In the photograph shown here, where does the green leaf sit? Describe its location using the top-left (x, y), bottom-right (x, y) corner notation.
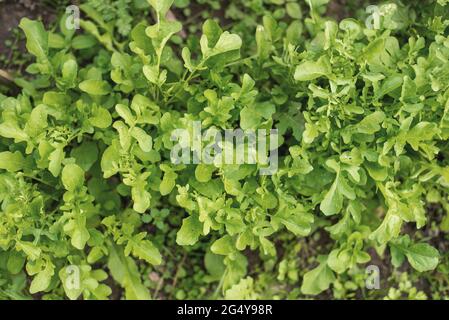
top-left (90, 107), bottom-right (112, 128)
top-left (107, 242), bottom-right (150, 300)
top-left (160, 170), bottom-right (176, 196)
top-left (307, 0), bottom-right (330, 9)
top-left (176, 215), bottom-right (203, 246)
top-left (0, 121), bottom-right (29, 142)
top-left (130, 127), bottom-right (153, 152)
top-left (116, 104), bottom-right (135, 126)
top-left (182, 47), bottom-right (195, 72)
top-left (48, 146), bottom-right (65, 177)
top-left (64, 215), bottom-right (90, 250)
top-left (211, 32), bottom-right (242, 55)
top-left (71, 141), bottom-right (98, 171)
top-left (405, 243), bottom-right (440, 272)
top-left (286, 2), bottom-right (302, 19)
top-left (370, 213), bottom-right (402, 245)
top-left (201, 30), bottom-right (242, 58)
top-left (19, 18), bottom-right (48, 60)
top-left (202, 19), bottom-right (222, 47)
top-left (15, 242), bottom-right (41, 260)
top-left (320, 177), bottom-right (343, 215)
top-left (365, 162), bottom-right (388, 181)
top-left (278, 213), bottom-right (313, 236)
top-left (195, 164), bottom-right (214, 183)
top-left (204, 251), bottom-right (226, 280)
top-left (101, 143), bottom-right (120, 178)
top-left (79, 80), bottom-right (111, 96)
top-left (25, 105), bottom-right (48, 136)
top-left (300, 257), bottom-right (335, 295)
top-left (147, 0), bottom-right (174, 15)
top-left (61, 164), bottom-right (85, 191)
top-left (62, 59), bottom-right (78, 86)
top-left (211, 235), bottom-right (235, 256)
top-left (294, 56), bottom-right (331, 81)
top-left (7, 251), bottom-right (25, 274)
top-left (0, 151), bottom-right (26, 172)
top-left (327, 248), bottom-right (351, 274)
top-left (132, 185), bottom-right (151, 213)
top-left (357, 111), bottom-right (385, 134)
top-left (72, 35), bottom-right (97, 49)
top-left (29, 261), bottom-right (55, 294)
top-left (127, 233), bottom-right (162, 265)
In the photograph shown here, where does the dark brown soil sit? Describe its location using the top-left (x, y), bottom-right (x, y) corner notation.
top-left (326, 0), bottom-right (352, 21)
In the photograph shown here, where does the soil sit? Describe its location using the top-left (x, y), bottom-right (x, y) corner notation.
top-left (326, 0), bottom-right (351, 21)
top-left (0, 0), bottom-right (57, 69)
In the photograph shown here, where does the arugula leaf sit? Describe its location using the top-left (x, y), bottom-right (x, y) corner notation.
top-left (19, 18), bottom-right (48, 61)
top-left (300, 256), bottom-right (335, 295)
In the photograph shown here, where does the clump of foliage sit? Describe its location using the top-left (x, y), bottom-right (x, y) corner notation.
top-left (86, 0), bottom-right (150, 37)
top-left (0, 0), bottom-right (449, 300)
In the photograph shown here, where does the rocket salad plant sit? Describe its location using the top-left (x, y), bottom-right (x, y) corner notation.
top-left (0, 0), bottom-right (449, 300)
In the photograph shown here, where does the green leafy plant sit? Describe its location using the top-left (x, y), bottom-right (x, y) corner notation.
top-left (0, 0), bottom-right (448, 300)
